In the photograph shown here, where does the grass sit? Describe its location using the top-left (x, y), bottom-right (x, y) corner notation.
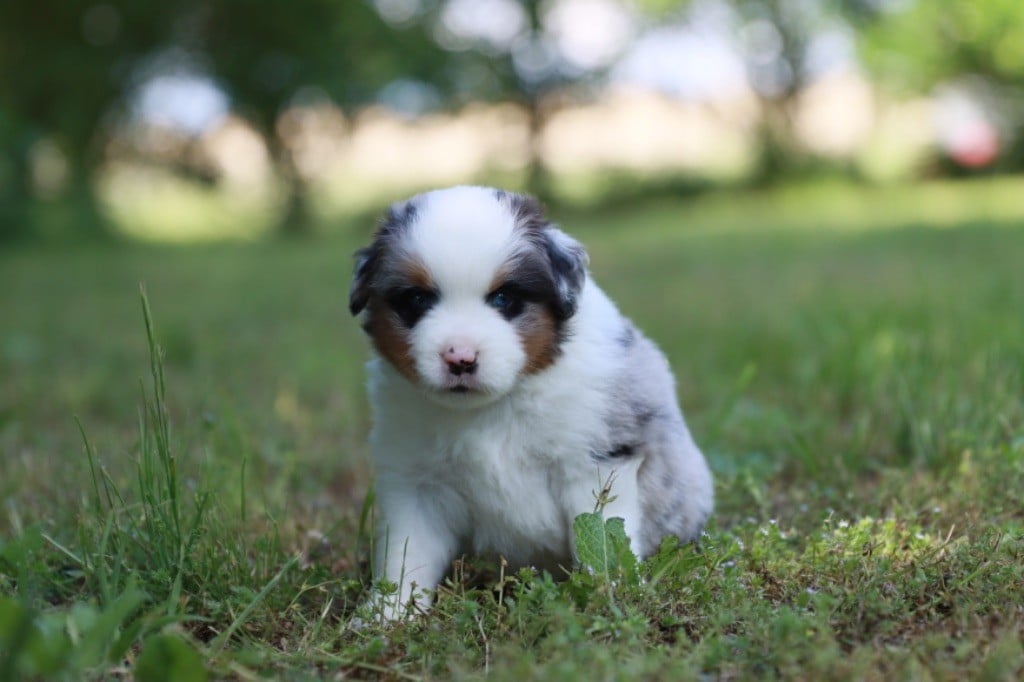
top-left (1, 177), bottom-right (1023, 679)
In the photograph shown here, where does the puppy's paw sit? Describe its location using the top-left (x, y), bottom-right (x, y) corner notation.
top-left (349, 587), bottom-right (429, 629)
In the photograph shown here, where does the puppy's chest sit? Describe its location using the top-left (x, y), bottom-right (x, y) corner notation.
top-left (433, 418), bottom-right (596, 557)
top-left (441, 422), bottom-right (572, 501)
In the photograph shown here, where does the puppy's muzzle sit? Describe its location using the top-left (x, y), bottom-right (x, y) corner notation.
top-left (443, 345), bottom-right (479, 376)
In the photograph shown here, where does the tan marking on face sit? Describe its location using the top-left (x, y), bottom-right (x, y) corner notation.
top-left (488, 263), bottom-right (513, 294)
top-left (516, 302), bottom-right (561, 374)
top-left (373, 250), bottom-right (435, 293)
top-left (361, 253), bottom-right (437, 385)
top-left (365, 300), bottom-right (419, 383)
top-left (403, 257), bottom-right (435, 291)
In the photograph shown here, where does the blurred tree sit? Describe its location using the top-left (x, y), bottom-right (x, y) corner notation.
top-left (846, 0), bottom-right (1024, 170)
top-left (0, 1), bottom-right (183, 240)
top-left (476, 0), bottom-right (565, 200)
top-left (182, 0), bottom-right (449, 235)
top-left (416, 0), bottom-right (635, 200)
top-left (847, 0), bottom-right (1024, 92)
top-left (636, 0), bottom-right (849, 182)
top-left (517, 0), bottom-right (556, 199)
top-left (730, 0), bottom-right (842, 181)
top-left (0, 0), bottom-right (448, 240)
top-left (0, 110), bottom-right (35, 241)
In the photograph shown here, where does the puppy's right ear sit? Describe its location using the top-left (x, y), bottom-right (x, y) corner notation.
top-left (350, 197), bottom-right (420, 316)
top-left (349, 245), bottom-right (376, 316)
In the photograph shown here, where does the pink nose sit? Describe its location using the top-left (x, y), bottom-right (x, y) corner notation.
top-left (442, 345), bottom-right (479, 376)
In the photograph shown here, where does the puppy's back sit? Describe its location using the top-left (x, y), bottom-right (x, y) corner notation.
top-left (605, 323), bottom-right (714, 554)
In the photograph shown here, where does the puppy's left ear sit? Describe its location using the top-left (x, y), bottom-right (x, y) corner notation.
top-left (544, 227), bottom-right (589, 320)
top-left (348, 246), bottom-right (376, 316)
top-left (499, 189), bottom-right (588, 319)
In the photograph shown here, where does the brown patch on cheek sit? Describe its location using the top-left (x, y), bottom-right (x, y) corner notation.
top-left (516, 302), bottom-right (561, 374)
top-left (364, 299), bottom-right (419, 384)
top-left (360, 253), bottom-right (436, 385)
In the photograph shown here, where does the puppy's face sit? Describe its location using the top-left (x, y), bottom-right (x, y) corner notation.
top-left (349, 186), bottom-right (587, 407)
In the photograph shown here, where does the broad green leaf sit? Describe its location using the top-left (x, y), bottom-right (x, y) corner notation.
top-left (69, 588), bottom-right (147, 670)
top-left (574, 512), bottom-right (614, 578)
top-left (604, 517), bottom-right (640, 586)
top-left (573, 513), bottom-right (639, 585)
top-left (0, 598), bottom-right (71, 676)
top-left (0, 597), bottom-right (33, 679)
top-left (136, 633), bottom-right (208, 682)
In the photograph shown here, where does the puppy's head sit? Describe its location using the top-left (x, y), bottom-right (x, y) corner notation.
top-left (349, 186), bottom-right (587, 407)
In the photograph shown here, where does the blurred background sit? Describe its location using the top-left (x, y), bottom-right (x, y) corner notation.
top-left (2, 0), bottom-right (1023, 242)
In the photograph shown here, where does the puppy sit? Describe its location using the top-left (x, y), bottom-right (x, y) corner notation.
top-left (349, 186), bottom-right (712, 620)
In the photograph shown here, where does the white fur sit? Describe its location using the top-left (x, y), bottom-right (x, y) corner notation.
top-left (352, 186), bottom-right (713, 622)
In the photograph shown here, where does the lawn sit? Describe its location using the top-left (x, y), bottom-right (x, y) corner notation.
top-left (1, 178), bottom-right (1023, 679)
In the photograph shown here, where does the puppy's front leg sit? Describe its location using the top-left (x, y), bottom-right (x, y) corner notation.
top-left (363, 483), bottom-right (458, 623)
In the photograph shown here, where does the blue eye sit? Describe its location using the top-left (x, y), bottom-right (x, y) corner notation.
top-left (487, 287), bottom-right (524, 319)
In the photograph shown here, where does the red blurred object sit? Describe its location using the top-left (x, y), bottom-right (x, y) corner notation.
top-left (948, 120), bottom-right (1000, 168)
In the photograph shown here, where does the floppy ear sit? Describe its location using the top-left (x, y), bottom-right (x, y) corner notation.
top-left (543, 227), bottom-right (589, 320)
top-left (499, 190), bottom-right (589, 320)
top-left (349, 197), bottom-right (421, 316)
top-left (348, 245), bottom-right (376, 316)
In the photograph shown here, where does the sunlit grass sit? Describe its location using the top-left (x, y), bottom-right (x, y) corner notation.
top-left (1, 179), bottom-right (1023, 677)
top-left (96, 158), bottom-right (1024, 244)
top-left (100, 164), bottom-right (281, 242)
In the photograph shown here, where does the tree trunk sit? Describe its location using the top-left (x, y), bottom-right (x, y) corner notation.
top-left (0, 143), bottom-right (33, 241)
top-left (752, 94), bottom-right (803, 185)
top-left (521, 0), bottom-right (553, 203)
top-left (524, 94), bottom-right (552, 202)
top-left (269, 133), bottom-right (313, 238)
top-left (279, 172), bottom-right (312, 237)
top-left (64, 149), bottom-right (111, 240)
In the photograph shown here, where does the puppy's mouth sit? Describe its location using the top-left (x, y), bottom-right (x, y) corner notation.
top-left (439, 376), bottom-right (488, 395)
top-left (445, 382), bottom-right (487, 395)
top-left (422, 374), bottom-right (505, 407)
